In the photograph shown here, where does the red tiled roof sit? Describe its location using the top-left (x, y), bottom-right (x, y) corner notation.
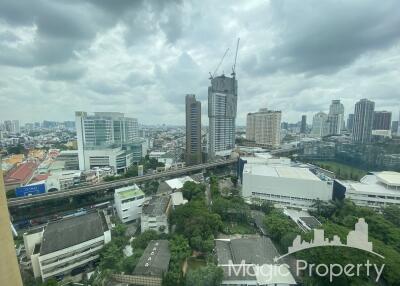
top-left (4, 162), bottom-right (37, 185)
top-left (31, 174), bottom-right (49, 183)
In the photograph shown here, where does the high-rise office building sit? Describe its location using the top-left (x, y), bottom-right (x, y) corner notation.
top-left (246, 108), bottom-right (281, 147)
top-left (185, 94), bottom-right (202, 165)
top-left (391, 121), bottom-right (399, 135)
top-left (311, 112), bottom-right (328, 138)
top-left (300, 115), bottom-right (307, 134)
top-left (3, 120), bottom-right (19, 133)
top-left (373, 111), bottom-right (392, 130)
top-left (208, 75), bottom-right (237, 158)
top-left (347, 114), bottom-right (355, 132)
top-left (75, 112), bottom-right (139, 171)
top-left (352, 99), bottom-right (375, 143)
top-left (327, 100), bottom-right (344, 135)
top-left (0, 160), bottom-right (23, 286)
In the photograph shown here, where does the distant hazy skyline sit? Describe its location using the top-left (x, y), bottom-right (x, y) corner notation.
top-left (0, 0), bottom-right (400, 125)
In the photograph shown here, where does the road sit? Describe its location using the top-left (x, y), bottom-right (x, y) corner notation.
top-left (8, 159), bottom-right (237, 207)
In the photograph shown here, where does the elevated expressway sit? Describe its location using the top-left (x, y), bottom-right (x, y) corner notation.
top-left (8, 159), bottom-right (237, 207)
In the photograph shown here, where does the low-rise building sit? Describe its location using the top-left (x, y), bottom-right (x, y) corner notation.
top-left (112, 240), bottom-right (170, 286)
top-left (114, 185), bottom-right (146, 223)
top-left (170, 192), bottom-right (188, 208)
top-left (215, 236), bottom-right (296, 285)
top-left (4, 161), bottom-right (37, 191)
top-left (334, 171), bottom-right (400, 209)
top-left (242, 164), bottom-right (333, 208)
top-left (46, 171), bottom-right (82, 191)
top-left (23, 212), bottom-right (111, 281)
top-left (55, 150), bottom-right (79, 170)
top-left (141, 196), bottom-right (171, 234)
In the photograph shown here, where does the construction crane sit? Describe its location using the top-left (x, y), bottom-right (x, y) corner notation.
top-left (231, 37), bottom-right (240, 78)
top-left (209, 48), bottom-right (230, 79)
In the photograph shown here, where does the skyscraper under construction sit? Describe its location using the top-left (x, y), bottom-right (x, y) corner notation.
top-left (208, 74), bottom-right (238, 158)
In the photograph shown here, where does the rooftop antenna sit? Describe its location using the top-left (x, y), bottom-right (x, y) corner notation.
top-left (231, 38), bottom-right (240, 78)
top-left (209, 48), bottom-right (230, 79)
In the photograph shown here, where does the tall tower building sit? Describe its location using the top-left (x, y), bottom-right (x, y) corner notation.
top-left (311, 112), bottom-right (328, 138)
top-left (0, 159), bottom-right (23, 286)
top-left (185, 94), bottom-right (202, 165)
top-left (373, 111), bottom-right (392, 130)
top-left (300, 115), bottom-right (307, 134)
top-left (347, 114), bottom-right (355, 132)
top-left (208, 75), bottom-right (237, 158)
top-left (246, 108), bottom-right (281, 147)
top-left (327, 100), bottom-right (344, 135)
top-left (352, 99), bottom-right (375, 143)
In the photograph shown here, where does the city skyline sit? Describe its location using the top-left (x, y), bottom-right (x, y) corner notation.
top-left (0, 1), bottom-right (400, 125)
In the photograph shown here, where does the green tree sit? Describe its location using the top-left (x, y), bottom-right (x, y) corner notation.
top-left (182, 181), bottom-right (205, 201)
top-left (383, 205), bottom-right (400, 227)
top-left (131, 230), bottom-right (159, 249)
top-left (185, 264), bottom-right (223, 286)
top-left (99, 242), bottom-right (123, 271)
top-left (171, 200), bottom-right (222, 253)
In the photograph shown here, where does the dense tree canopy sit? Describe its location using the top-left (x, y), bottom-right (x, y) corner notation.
top-left (171, 200), bottom-right (222, 253)
top-left (264, 200), bottom-right (400, 285)
top-left (185, 264), bottom-right (223, 286)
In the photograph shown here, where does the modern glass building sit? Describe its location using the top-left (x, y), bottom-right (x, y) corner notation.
top-left (75, 112), bottom-right (139, 171)
top-left (208, 75), bottom-right (237, 158)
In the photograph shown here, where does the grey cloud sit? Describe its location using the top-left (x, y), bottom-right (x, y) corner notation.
top-left (86, 80), bottom-right (129, 95)
top-left (35, 61), bottom-right (87, 81)
top-left (0, 0), bottom-right (400, 124)
top-left (246, 0), bottom-right (400, 75)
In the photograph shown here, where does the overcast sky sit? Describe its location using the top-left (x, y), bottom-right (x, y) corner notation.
top-left (0, 0), bottom-right (399, 126)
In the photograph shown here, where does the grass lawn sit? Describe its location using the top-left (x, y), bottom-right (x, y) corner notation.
top-left (313, 160), bottom-right (367, 181)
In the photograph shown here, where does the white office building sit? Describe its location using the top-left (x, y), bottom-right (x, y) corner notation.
top-left (24, 212), bottom-right (111, 281)
top-left (242, 164), bottom-right (333, 208)
top-left (208, 75), bottom-right (237, 158)
top-left (114, 185), bottom-right (145, 223)
top-left (246, 108), bottom-right (281, 147)
top-left (335, 171), bottom-right (400, 209)
top-left (327, 100), bottom-right (345, 135)
top-left (75, 112), bottom-right (139, 171)
top-left (311, 112), bottom-right (328, 138)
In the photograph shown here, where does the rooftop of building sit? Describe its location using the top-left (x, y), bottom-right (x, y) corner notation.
top-left (4, 161), bottom-right (37, 184)
top-left (142, 196), bottom-right (170, 216)
top-left (339, 171), bottom-right (400, 196)
top-left (49, 160), bottom-right (66, 171)
top-left (132, 240), bottom-right (170, 277)
top-left (241, 155), bottom-right (291, 166)
top-left (115, 185), bottom-right (144, 200)
top-left (4, 154), bottom-right (25, 165)
top-left (215, 236), bottom-right (296, 284)
top-left (40, 212), bottom-right (107, 256)
top-left (58, 150), bottom-right (79, 155)
top-left (170, 192), bottom-right (188, 206)
top-left (165, 176), bottom-right (196, 190)
top-left (243, 164), bottom-right (321, 181)
top-left (375, 171), bottom-right (400, 187)
top-left (216, 236), bottom-right (279, 265)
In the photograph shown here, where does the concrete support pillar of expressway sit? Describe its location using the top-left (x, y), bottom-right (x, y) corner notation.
top-left (0, 163), bottom-right (23, 286)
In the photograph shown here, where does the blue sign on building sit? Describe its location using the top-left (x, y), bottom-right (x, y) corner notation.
top-left (15, 183), bottom-right (46, 197)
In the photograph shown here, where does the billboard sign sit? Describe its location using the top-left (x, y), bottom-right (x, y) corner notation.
top-left (15, 183), bottom-right (46, 197)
